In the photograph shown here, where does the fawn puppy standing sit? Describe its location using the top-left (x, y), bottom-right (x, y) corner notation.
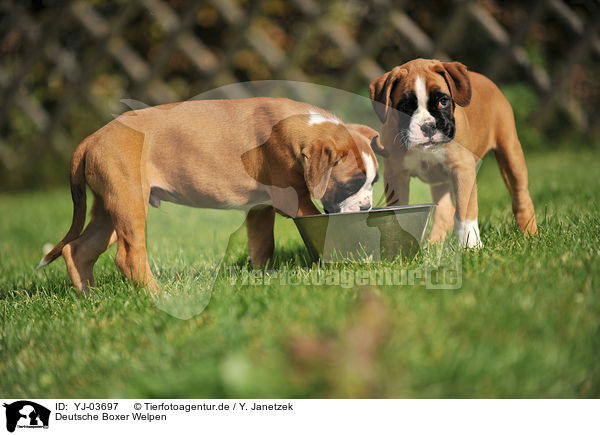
top-left (369, 58), bottom-right (537, 248)
top-left (38, 98), bottom-right (380, 295)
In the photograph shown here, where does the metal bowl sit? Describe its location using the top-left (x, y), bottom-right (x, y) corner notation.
top-left (294, 204), bottom-right (436, 263)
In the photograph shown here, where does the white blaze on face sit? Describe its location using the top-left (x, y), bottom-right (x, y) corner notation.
top-left (407, 75), bottom-right (436, 146)
top-left (338, 151), bottom-right (377, 213)
top-left (307, 110), bottom-right (340, 125)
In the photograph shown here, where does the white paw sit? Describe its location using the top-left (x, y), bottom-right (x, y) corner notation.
top-left (454, 218), bottom-right (483, 249)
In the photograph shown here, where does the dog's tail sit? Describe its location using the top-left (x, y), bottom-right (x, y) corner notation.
top-left (36, 141), bottom-right (89, 269)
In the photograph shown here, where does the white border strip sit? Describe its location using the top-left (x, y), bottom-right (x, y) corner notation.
top-left (0, 399), bottom-right (597, 435)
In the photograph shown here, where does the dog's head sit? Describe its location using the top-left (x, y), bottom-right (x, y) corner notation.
top-left (369, 58), bottom-right (471, 151)
top-left (302, 121), bottom-right (379, 214)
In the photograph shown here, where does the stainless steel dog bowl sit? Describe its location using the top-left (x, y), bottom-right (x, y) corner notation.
top-left (294, 204), bottom-right (436, 263)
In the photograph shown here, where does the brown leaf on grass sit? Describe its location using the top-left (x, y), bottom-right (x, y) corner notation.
top-left (287, 288), bottom-right (390, 397)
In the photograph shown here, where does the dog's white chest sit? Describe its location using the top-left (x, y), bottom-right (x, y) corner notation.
top-left (403, 147), bottom-right (449, 184)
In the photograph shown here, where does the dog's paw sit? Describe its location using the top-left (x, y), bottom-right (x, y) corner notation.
top-left (454, 218), bottom-right (483, 250)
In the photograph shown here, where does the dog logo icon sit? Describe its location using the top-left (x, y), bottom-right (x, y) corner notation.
top-left (3, 401), bottom-right (50, 432)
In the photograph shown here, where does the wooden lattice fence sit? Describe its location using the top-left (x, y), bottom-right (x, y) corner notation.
top-left (0, 0), bottom-right (598, 189)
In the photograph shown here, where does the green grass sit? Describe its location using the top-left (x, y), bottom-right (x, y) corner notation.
top-left (1, 149), bottom-right (599, 398)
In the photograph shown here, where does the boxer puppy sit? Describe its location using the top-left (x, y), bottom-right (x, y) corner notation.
top-left (37, 98), bottom-right (380, 295)
top-left (369, 58), bottom-right (537, 248)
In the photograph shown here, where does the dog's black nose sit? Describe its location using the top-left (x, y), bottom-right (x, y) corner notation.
top-left (420, 122), bottom-right (436, 138)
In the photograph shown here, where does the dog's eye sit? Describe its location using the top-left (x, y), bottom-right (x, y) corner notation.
top-left (397, 99), bottom-right (416, 114)
top-left (437, 97), bottom-right (450, 109)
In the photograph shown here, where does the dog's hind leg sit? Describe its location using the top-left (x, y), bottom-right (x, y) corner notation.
top-left (108, 186), bottom-right (157, 293)
top-left (495, 133), bottom-right (537, 235)
top-left (62, 195), bottom-right (117, 296)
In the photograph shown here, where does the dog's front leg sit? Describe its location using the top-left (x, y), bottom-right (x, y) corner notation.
top-left (384, 163), bottom-right (410, 206)
top-left (246, 205), bottom-right (275, 267)
top-left (295, 193), bottom-right (321, 217)
top-left (428, 182), bottom-right (455, 243)
top-left (451, 165), bottom-right (483, 249)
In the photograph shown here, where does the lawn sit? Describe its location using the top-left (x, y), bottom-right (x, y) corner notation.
top-left (0, 149), bottom-right (599, 398)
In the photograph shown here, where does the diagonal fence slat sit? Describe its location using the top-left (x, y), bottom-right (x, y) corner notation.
top-left (137, 0), bottom-right (219, 78)
top-left (71, 1), bottom-right (178, 104)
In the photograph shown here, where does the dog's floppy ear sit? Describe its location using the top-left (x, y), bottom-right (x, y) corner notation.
top-left (302, 139), bottom-right (346, 200)
top-left (346, 123), bottom-right (377, 140)
top-left (436, 61), bottom-right (471, 107)
top-left (369, 67), bottom-right (406, 123)
top-left (346, 124), bottom-right (389, 157)
top-left (370, 134), bottom-right (388, 157)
